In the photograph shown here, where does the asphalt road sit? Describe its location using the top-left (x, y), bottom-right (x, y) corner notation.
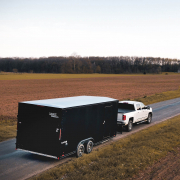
top-left (0, 98), bottom-right (180, 180)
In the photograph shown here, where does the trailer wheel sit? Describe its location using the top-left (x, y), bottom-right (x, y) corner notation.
top-left (147, 114), bottom-right (152, 124)
top-left (126, 120), bottom-right (133, 132)
top-left (76, 144), bottom-right (84, 158)
top-left (85, 140), bottom-right (93, 154)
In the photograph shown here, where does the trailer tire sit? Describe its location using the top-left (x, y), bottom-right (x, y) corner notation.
top-left (85, 140), bottom-right (93, 154)
top-left (147, 114), bottom-right (152, 124)
top-left (126, 120), bottom-right (133, 132)
top-left (76, 144), bottom-right (84, 158)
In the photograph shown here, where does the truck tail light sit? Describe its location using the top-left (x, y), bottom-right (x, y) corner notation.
top-left (123, 115), bottom-right (126, 120)
top-left (59, 129), bottom-right (61, 140)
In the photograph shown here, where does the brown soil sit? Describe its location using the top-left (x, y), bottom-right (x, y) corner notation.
top-left (1, 75), bottom-right (180, 119)
top-left (130, 147), bottom-right (180, 180)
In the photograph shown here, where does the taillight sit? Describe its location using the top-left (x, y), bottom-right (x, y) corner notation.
top-left (123, 115), bottom-right (126, 120)
top-left (59, 128), bottom-right (61, 140)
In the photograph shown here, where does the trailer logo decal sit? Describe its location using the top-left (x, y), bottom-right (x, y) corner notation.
top-left (49, 112), bottom-right (59, 118)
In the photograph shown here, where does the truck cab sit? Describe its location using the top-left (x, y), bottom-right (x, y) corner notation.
top-left (117, 101), bottom-right (152, 131)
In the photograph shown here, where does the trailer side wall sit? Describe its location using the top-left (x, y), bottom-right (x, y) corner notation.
top-left (60, 101), bottom-right (118, 155)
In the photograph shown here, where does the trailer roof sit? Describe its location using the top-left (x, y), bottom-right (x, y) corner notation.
top-left (21, 96), bottom-right (118, 108)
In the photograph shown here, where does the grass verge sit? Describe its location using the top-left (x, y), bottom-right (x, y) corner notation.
top-left (134, 88), bottom-right (180, 105)
top-left (31, 115), bottom-right (180, 180)
top-left (0, 116), bottom-right (17, 142)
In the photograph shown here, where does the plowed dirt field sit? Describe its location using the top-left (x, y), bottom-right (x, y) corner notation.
top-left (1, 74), bottom-right (180, 119)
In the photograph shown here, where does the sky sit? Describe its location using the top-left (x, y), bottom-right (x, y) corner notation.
top-left (0, 0), bottom-right (180, 59)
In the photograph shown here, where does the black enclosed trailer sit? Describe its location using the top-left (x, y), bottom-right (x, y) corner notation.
top-left (16, 96), bottom-right (118, 159)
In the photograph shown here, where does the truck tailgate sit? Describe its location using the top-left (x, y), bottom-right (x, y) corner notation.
top-left (117, 113), bottom-right (123, 121)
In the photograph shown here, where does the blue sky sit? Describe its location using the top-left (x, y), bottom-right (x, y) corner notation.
top-left (0, 0), bottom-right (180, 58)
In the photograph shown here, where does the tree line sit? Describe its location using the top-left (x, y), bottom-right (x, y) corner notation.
top-left (0, 56), bottom-right (179, 74)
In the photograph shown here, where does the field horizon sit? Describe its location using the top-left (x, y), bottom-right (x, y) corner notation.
top-left (0, 72), bottom-right (179, 80)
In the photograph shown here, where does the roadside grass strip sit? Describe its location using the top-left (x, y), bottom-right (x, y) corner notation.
top-left (134, 88), bottom-right (180, 105)
top-left (32, 115), bottom-right (180, 180)
top-left (0, 116), bottom-right (16, 142)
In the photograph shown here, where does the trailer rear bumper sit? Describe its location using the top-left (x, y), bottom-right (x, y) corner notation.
top-left (17, 148), bottom-right (58, 159)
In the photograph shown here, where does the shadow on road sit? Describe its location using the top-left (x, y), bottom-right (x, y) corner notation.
top-left (116, 121), bottom-right (148, 134)
top-left (20, 151), bottom-right (75, 162)
top-left (21, 153), bottom-right (57, 162)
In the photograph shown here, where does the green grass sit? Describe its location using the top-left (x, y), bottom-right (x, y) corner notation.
top-left (0, 72), bottom-right (179, 80)
top-left (31, 115), bottom-right (180, 180)
top-left (134, 88), bottom-right (180, 105)
top-left (0, 73), bottom-right (141, 80)
top-left (0, 116), bottom-right (17, 142)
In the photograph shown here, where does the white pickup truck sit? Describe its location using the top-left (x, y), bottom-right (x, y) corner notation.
top-left (117, 101), bottom-right (152, 131)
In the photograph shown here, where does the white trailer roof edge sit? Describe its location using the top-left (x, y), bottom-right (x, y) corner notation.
top-left (21, 96), bottom-right (118, 109)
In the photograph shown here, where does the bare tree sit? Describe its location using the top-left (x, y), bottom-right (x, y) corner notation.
top-left (71, 52), bottom-right (80, 72)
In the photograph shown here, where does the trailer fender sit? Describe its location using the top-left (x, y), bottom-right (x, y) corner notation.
top-left (77, 137), bottom-right (94, 147)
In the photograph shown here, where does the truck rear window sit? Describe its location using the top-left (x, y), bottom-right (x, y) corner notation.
top-left (118, 103), bottom-right (135, 110)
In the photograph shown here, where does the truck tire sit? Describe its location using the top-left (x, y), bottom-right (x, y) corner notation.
top-left (147, 114), bottom-right (152, 124)
top-left (85, 140), bottom-right (93, 154)
top-left (76, 144), bottom-right (84, 158)
top-left (127, 120), bottom-right (133, 132)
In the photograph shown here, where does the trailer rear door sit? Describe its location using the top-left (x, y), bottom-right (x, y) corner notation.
top-left (16, 103), bottom-right (61, 157)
